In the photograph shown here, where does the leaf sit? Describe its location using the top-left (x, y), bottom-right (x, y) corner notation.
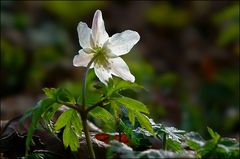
top-left (63, 125), bottom-right (79, 152)
top-left (89, 107), bottom-right (116, 132)
top-left (217, 138), bottom-right (240, 158)
top-left (43, 88), bottom-right (57, 98)
top-left (25, 98), bottom-right (55, 151)
top-left (207, 127), bottom-right (221, 142)
top-left (219, 138), bottom-right (239, 147)
top-left (114, 97), bottom-right (149, 114)
top-left (55, 109), bottom-right (82, 152)
top-left (107, 79), bottom-right (143, 96)
top-left (54, 109), bottom-right (74, 131)
top-left (72, 111), bottom-right (82, 136)
top-left (128, 109), bottom-right (135, 127)
top-left (185, 132), bottom-right (205, 150)
top-left (153, 123), bottom-right (185, 143)
top-left (43, 87), bottom-right (76, 104)
top-left (164, 127), bottom-right (185, 143)
top-left (131, 127), bottom-right (153, 147)
top-left (119, 120), bottom-right (141, 146)
top-left (166, 139), bottom-right (182, 151)
top-left (42, 103), bottom-right (61, 133)
top-left (77, 92), bottom-right (102, 105)
top-left (110, 100), bottom-right (121, 116)
top-left (135, 112), bottom-right (154, 134)
top-left (199, 140), bottom-right (217, 157)
top-left (56, 88), bottom-right (76, 104)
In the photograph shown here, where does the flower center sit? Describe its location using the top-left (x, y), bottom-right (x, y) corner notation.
top-left (93, 47), bottom-right (110, 69)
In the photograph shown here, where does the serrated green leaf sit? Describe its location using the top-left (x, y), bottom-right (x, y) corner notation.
top-left (56, 88), bottom-right (76, 104)
top-left (89, 107), bottom-right (116, 132)
top-left (107, 80), bottom-right (143, 96)
top-left (63, 125), bottom-right (79, 152)
top-left (77, 92), bottom-right (102, 105)
top-left (42, 103), bottom-right (61, 133)
top-left (128, 109), bottom-right (135, 127)
top-left (110, 100), bottom-right (121, 116)
top-left (114, 97), bottom-right (149, 114)
top-left (166, 139), bottom-right (182, 151)
top-left (135, 112), bottom-right (154, 134)
top-left (219, 138), bottom-right (239, 147)
top-left (55, 109), bottom-right (82, 152)
top-left (43, 88), bottom-right (57, 98)
top-left (43, 103), bottom-right (61, 121)
top-left (26, 98), bottom-right (55, 151)
top-left (185, 132), bottom-right (205, 150)
top-left (54, 109), bottom-right (74, 131)
top-left (207, 127), bottom-right (221, 142)
top-left (153, 123), bottom-right (185, 143)
top-left (72, 111), bottom-right (82, 136)
top-left (164, 127), bottom-right (185, 143)
top-left (199, 140), bottom-right (217, 157)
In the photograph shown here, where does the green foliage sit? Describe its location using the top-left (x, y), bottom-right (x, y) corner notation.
top-left (119, 119), bottom-right (153, 147)
top-left (185, 132), bottom-right (205, 150)
top-left (213, 4), bottom-right (239, 46)
top-left (23, 78), bottom-right (239, 158)
top-left (106, 79), bottom-right (143, 97)
top-left (63, 123), bottom-right (79, 152)
top-left (135, 112), bottom-right (154, 134)
top-left (186, 127), bottom-right (240, 159)
top-left (112, 96), bottom-right (153, 134)
top-left (25, 87), bottom-right (79, 153)
top-left (25, 98), bottom-right (56, 151)
top-left (55, 109), bottom-right (82, 151)
top-left (114, 97), bottom-right (149, 114)
top-left (43, 88), bottom-right (76, 104)
top-left (152, 122), bottom-right (185, 151)
top-left (89, 107), bottom-right (116, 132)
top-left (104, 80), bottom-right (154, 134)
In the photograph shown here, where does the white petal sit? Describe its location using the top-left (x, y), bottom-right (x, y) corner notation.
top-left (104, 30), bottom-right (140, 56)
top-left (109, 57), bottom-right (135, 82)
top-left (91, 10), bottom-right (109, 47)
top-left (94, 64), bottom-right (112, 85)
top-left (77, 22), bottom-right (92, 48)
top-left (73, 49), bottom-right (94, 68)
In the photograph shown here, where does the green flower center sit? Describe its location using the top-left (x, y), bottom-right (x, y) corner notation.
top-left (93, 47), bottom-right (110, 69)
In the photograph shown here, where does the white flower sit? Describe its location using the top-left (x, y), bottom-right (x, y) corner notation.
top-left (73, 10), bottom-right (140, 85)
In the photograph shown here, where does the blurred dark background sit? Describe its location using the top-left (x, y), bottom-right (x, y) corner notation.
top-left (1, 1), bottom-right (239, 138)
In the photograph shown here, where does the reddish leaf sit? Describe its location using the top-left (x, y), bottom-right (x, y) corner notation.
top-left (95, 133), bottom-right (129, 144)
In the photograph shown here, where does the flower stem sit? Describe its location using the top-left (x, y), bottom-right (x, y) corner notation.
top-left (82, 57), bottom-right (96, 107)
top-left (81, 113), bottom-right (96, 159)
top-left (81, 57), bottom-right (97, 159)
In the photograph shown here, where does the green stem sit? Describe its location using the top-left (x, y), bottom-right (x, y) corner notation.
top-left (81, 56), bottom-right (97, 159)
top-left (81, 114), bottom-right (96, 159)
top-left (82, 57), bottom-right (96, 107)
